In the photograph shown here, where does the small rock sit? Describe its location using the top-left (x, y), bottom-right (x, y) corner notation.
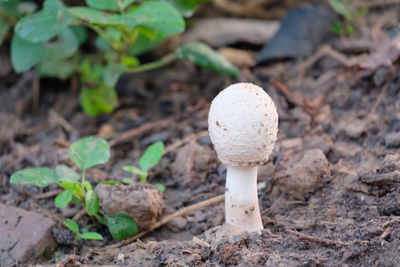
top-left (373, 67), bottom-right (392, 87)
top-left (276, 149), bottom-right (330, 196)
top-left (377, 190), bottom-right (400, 216)
top-left (198, 135), bottom-right (211, 146)
top-left (343, 119), bottom-right (366, 138)
top-left (167, 216), bottom-right (188, 232)
top-left (0, 204), bottom-right (56, 264)
top-left (201, 224), bottom-right (246, 251)
top-left (52, 228), bottom-right (76, 246)
top-left (96, 183), bottom-right (163, 231)
top-left (385, 132), bottom-right (400, 148)
top-left (383, 154), bottom-right (400, 170)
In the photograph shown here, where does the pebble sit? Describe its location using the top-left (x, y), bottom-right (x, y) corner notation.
top-left (0, 204), bottom-right (56, 264)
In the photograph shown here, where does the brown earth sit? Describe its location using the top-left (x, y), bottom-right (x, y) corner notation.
top-left (1, 0), bottom-right (400, 266)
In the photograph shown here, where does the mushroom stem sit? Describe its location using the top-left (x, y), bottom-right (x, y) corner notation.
top-left (225, 166), bottom-right (263, 233)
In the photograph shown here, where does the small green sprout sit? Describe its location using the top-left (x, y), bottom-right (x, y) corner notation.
top-left (64, 219), bottom-right (103, 241)
top-left (329, 0), bottom-right (368, 35)
top-left (10, 136), bottom-right (138, 241)
top-left (123, 141), bottom-right (165, 192)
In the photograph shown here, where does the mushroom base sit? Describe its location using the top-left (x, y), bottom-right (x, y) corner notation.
top-left (225, 166), bottom-right (263, 233)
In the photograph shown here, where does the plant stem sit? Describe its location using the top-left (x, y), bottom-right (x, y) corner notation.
top-left (125, 54), bottom-right (177, 73)
top-left (82, 170), bottom-right (86, 187)
top-left (88, 25), bottom-right (119, 50)
top-left (140, 174), bottom-right (147, 184)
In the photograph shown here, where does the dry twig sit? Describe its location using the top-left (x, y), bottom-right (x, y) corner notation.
top-left (286, 229), bottom-right (347, 247)
top-left (361, 170), bottom-right (400, 185)
top-left (287, 45), bottom-right (364, 78)
top-left (109, 119), bottom-right (171, 147)
top-left (72, 209), bottom-right (87, 221)
top-left (163, 130), bottom-right (209, 155)
top-left (32, 189), bottom-right (62, 200)
top-left (383, 217), bottom-right (400, 227)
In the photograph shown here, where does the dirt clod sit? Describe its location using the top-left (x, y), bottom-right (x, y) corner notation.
top-left (96, 183), bottom-right (163, 231)
top-left (275, 149), bottom-right (330, 197)
top-left (201, 224), bottom-right (246, 250)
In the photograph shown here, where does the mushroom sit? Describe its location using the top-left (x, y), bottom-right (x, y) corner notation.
top-left (208, 83), bottom-right (278, 233)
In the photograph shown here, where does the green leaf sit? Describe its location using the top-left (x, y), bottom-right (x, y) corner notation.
top-left (95, 213), bottom-right (105, 224)
top-left (119, 0), bottom-right (136, 10)
top-left (86, 0), bottom-right (119, 11)
top-left (95, 36), bottom-right (110, 52)
top-left (70, 25), bottom-right (87, 44)
top-left (38, 59), bottom-right (76, 79)
top-left (68, 7), bottom-right (124, 25)
top-left (331, 21), bottom-right (344, 35)
top-left (72, 195), bottom-right (83, 205)
top-left (55, 189), bottom-right (74, 208)
top-left (102, 65), bottom-right (125, 87)
top-left (55, 165), bottom-right (80, 182)
top-left (10, 168), bottom-right (58, 187)
top-left (100, 180), bottom-right (119, 186)
top-left (69, 136), bottom-right (111, 171)
top-left (123, 166), bottom-right (147, 177)
top-left (139, 141), bottom-right (164, 172)
top-left (80, 85), bottom-right (119, 116)
top-left (15, 0), bottom-right (74, 43)
top-left (128, 28), bottom-right (163, 56)
top-left (41, 27), bottom-right (79, 61)
top-left (105, 213), bottom-right (138, 240)
top-left (0, 1), bottom-right (20, 18)
top-left (85, 190), bottom-right (100, 216)
top-left (11, 34), bottom-right (44, 72)
top-left (176, 42), bottom-right (239, 77)
top-left (162, 0), bottom-right (207, 17)
top-left (64, 219), bottom-right (79, 234)
top-left (86, 0), bottom-right (135, 11)
top-left (81, 232), bottom-right (104, 240)
top-left (154, 183), bottom-right (166, 192)
top-left (80, 224), bottom-right (94, 234)
top-left (121, 56), bottom-right (139, 67)
top-left (329, 0), bottom-right (353, 21)
top-left (83, 181), bottom-right (92, 192)
top-left (121, 178), bottom-right (134, 184)
top-left (60, 181), bottom-right (85, 197)
top-left (124, 1), bottom-right (185, 37)
top-left (17, 2), bottom-right (38, 15)
top-left (11, 27), bottom-right (79, 73)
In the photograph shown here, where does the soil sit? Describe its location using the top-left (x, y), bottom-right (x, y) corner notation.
top-left (1, 1), bottom-right (400, 266)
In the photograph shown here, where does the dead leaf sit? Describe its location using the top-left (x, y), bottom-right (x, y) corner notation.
top-left (184, 18), bottom-right (279, 47)
top-left (218, 48), bottom-right (256, 67)
top-left (359, 32), bottom-right (400, 70)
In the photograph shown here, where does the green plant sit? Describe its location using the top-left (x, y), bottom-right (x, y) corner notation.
top-left (4, 0), bottom-right (238, 116)
top-left (0, 0), bottom-right (37, 46)
top-left (10, 136), bottom-right (138, 241)
top-left (64, 219), bottom-right (103, 241)
top-left (123, 141), bottom-right (165, 192)
top-left (329, 0), bottom-right (368, 35)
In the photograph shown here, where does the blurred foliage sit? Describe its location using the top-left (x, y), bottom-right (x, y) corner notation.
top-left (0, 0), bottom-right (239, 116)
top-left (329, 0), bottom-right (368, 35)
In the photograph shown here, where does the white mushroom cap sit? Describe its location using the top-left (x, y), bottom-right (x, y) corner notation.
top-left (208, 83), bottom-right (278, 167)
